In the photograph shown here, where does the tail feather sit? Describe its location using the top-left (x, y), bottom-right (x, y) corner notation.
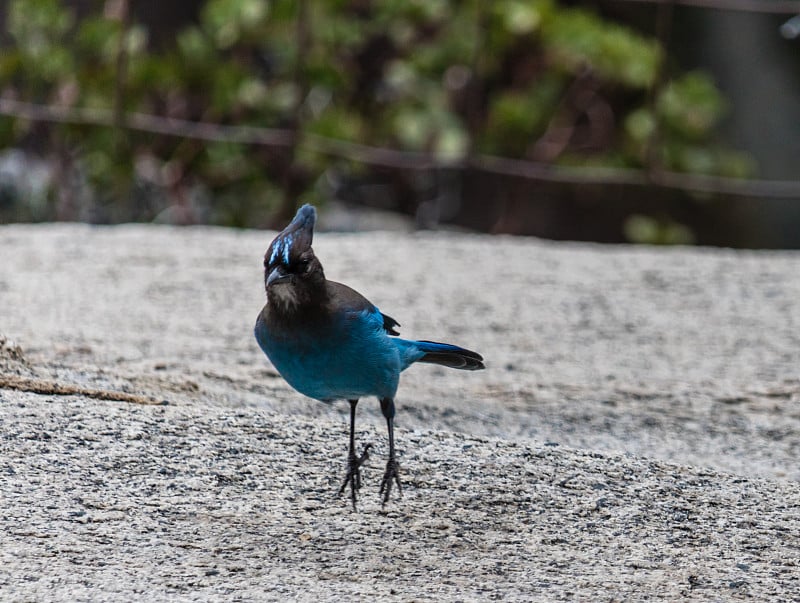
top-left (414, 340), bottom-right (485, 371)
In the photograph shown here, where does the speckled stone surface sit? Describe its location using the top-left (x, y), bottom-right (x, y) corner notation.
top-left (1, 223), bottom-right (799, 601)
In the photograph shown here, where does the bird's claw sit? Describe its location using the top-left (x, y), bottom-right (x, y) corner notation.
top-left (379, 457), bottom-right (402, 507)
top-left (338, 443), bottom-right (372, 509)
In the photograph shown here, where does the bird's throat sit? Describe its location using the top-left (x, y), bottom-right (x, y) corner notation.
top-left (267, 284), bottom-right (300, 311)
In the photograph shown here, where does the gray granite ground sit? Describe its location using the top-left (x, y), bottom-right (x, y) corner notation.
top-left (1, 223), bottom-right (799, 601)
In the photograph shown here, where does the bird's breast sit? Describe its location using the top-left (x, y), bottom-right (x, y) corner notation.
top-left (254, 308), bottom-right (401, 401)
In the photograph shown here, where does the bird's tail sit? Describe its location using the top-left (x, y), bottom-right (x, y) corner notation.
top-left (410, 340), bottom-right (485, 371)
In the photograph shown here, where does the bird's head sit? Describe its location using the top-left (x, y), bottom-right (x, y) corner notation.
top-left (264, 204), bottom-right (325, 309)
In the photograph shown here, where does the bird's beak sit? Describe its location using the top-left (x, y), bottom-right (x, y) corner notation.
top-left (267, 266), bottom-right (292, 287)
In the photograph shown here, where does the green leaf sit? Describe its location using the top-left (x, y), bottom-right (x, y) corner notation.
top-left (658, 72), bottom-right (726, 140)
top-left (202, 0), bottom-right (269, 49)
top-left (543, 8), bottom-right (661, 88)
top-left (624, 214), bottom-right (695, 245)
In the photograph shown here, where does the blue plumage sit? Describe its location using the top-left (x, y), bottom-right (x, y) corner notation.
top-left (254, 203), bottom-right (484, 508)
top-left (256, 306), bottom-right (403, 401)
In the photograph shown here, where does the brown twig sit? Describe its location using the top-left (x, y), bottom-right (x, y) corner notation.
top-left (0, 375), bottom-right (166, 405)
top-left (645, 0), bottom-right (675, 175)
top-left (112, 0), bottom-right (130, 136)
top-left (1, 97), bottom-right (799, 199)
top-left (276, 0), bottom-right (311, 224)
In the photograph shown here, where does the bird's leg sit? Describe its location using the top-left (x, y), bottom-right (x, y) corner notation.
top-left (338, 399), bottom-right (371, 509)
top-left (379, 397), bottom-right (402, 506)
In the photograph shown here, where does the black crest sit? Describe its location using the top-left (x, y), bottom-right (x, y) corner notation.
top-left (266, 204), bottom-right (316, 268)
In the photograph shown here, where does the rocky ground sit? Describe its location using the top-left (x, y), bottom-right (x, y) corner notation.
top-left (1, 222), bottom-right (799, 601)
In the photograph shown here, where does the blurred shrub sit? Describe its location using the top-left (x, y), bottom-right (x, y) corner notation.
top-left (623, 213), bottom-right (695, 245)
top-left (0, 0), bottom-right (753, 226)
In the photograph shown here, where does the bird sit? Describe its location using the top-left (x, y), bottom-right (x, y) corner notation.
top-left (254, 204), bottom-right (484, 508)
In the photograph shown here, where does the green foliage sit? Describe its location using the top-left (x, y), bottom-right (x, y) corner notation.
top-left (659, 72), bottom-right (726, 139)
top-left (543, 7), bottom-right (661, 88)
top-left (7, 0), bottom-right (74, 89)
top-left (202, 0), bottom-right (270, 49)
top-left (624, 73), bottom-right (755, 177)
top-left (0, 0), bottom-right (754, 226)
top-left (624, 214), bottom-right (695, 245)
top-left (484, 74), bottom-right (564, 156)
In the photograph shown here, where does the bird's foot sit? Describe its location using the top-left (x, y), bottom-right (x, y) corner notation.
top-left (338, 443), bottom-right (372, 509)
top-left (379, 457), bottom-right (402, 507)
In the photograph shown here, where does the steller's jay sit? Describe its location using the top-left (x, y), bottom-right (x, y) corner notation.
top-left (254, 204), bottom-right (484, 507)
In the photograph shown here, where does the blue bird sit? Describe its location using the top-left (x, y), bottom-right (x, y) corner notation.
top-left (255, 204), bottom-right (484, 507)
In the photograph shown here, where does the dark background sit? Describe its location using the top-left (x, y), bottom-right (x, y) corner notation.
top-left (0, 0), bottom-right (798, 247)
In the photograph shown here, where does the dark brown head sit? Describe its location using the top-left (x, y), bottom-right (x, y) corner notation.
top-left (264, 204), bottom-right (325, 309)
